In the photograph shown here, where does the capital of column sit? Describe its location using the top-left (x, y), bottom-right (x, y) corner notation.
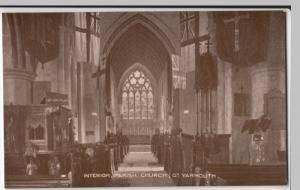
top-left (4, 68), bottom-right (36, 82)
top-left (250, 62), bottom-right (285, 78)
top-left (4, 68), bottom-right (36, 105)
top-left (250, 62), bottom-right (286, 119)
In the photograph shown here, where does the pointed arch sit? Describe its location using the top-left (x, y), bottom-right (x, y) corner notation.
top-left (118, 63), bottom-right (157, 96)
top-left (102, 13), bottom-right (177, 57)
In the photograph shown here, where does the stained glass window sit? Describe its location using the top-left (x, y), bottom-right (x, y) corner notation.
top-left (128, 91), bottom-right (134, 119)
top-left (147, 91), bottom-right (154, 119)
top-left (141, 91), bottom-right (147, 119)
top-left (121, 70), bottom-right (154, 120)
top-left (135, 91), bottom-right (141, 119)
top-left (122, 92), bottom-right (128, 117)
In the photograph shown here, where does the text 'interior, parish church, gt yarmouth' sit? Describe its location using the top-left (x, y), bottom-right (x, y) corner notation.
top-left (3, 10), bottom-right (288, 187)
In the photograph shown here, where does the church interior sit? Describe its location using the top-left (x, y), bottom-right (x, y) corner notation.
top-left (3, 10), bottom-right (288, 187)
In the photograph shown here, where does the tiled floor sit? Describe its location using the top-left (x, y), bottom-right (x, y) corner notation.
top-left (106, 145), bottom-right (175, 187)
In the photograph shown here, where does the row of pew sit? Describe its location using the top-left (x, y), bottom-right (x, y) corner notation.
top-left (5, 134), bottom-right (129, 188)
top-left (70, 134), bottom-right (129, 187)
top-left (151, 133), bottom-right (288, 186)
top-left (151, 133), bottom-right (190, 185)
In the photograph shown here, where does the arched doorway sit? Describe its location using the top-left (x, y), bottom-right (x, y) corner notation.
top-left (105, 19), bottom-right (174, 144)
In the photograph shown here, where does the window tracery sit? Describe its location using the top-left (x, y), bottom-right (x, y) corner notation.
top-left (121, 70), bottom-right (154, 120)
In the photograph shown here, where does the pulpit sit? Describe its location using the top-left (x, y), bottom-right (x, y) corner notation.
top-left (4, 105), bottom-right (74, 176)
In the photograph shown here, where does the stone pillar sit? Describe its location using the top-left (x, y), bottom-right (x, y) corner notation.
top-left (99, 56), bottom-right (108, 142)
top-left (78, 61), bottom-right (86, 143)
top-left (250, 64), bottom-right (286, 164)
top-left (249, 11), bottom-right (287, 164)
top-left (3, 14), bottom-right (36, 105)
top-left (208, 12), bottom-right (233, 163)
top-left (207, 12), bottom-right (233, 136)
top-left (57, 22), bottom-right (72, 95)
top-left (4, 70), bottom-right (35, 105)
top-left (94, 110), bottom-right (100, 142)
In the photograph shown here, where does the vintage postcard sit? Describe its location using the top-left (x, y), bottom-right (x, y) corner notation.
top-left (2, 8), bottom-right (289, 187)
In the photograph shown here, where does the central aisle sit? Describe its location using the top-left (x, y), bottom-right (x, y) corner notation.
top-left (106, 145), bottom-right (175, 187)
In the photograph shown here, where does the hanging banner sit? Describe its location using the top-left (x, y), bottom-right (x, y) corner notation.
top-left (172, 54), bottom-right (186, 89)
top-left (195, 52), bottom-right (218, 91)
top-left (89, 35), bottom-right (101, 66)
top-left (75, 12), bottom-right (101, 65)
top-left (75, 12), bottom-right (87, 63)
top-left (20, 13), bottom-right (60, 63)
top-left (180, 44), bottom-right (195, 72)
top-left (214, 11), bottom-right (270, 66)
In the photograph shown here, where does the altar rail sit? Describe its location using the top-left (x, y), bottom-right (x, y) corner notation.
top-left (127, 135), bottom-right (151, 144)
top-left (122, 126), bottom-right (154, 136)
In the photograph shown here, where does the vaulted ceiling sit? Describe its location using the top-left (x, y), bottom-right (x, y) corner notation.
top-left (110, 23), bottom-right (170, 84)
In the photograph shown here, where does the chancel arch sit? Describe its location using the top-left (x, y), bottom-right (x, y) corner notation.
top-left (101, 13), bottom-right (178, 57)
top-left (107, 21), bottom-right (173, 144)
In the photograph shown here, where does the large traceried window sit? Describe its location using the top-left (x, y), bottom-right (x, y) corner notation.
top-left (121, 70), bottom-right (154, 120)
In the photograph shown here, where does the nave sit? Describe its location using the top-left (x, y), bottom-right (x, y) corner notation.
top-left (106, 145), bottom-right (175, 187)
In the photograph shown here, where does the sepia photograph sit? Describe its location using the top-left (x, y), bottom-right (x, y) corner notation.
top-left (2, 9), bottom-right (289, 188)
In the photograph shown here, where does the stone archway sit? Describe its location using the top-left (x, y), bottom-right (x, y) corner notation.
top-left (106, 18), bottom-right (173, 144)
top-left (102, 13), bottom-right (178, 57)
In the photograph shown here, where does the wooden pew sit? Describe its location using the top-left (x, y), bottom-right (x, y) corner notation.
top-left (166, 131), bottom-right (288, 186)
top-left (207, 164), bottom-right (288, 185)
top-left (5, 175), bottom-right (70, 188)
top-left (158, 134), bottom-right (167, 165)
top-left (4, 143), bottom-right (116, 188)
top-left (164, 137), bottom-right (172, 173)
top-left (5, 153), bottom-right (26, 175)
top-left (70, 143), bottom-right (114, 187)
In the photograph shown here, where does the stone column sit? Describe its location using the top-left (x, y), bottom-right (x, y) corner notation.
top-left (57, 23), bottom-right (68, 95)
top-left (4, 69), bottom-right (35, 105)
top-left (250, 11), bottom-right (287, 164)
top-left (78, 61), bottom-right (86, 143)
top-left (99, 56), bottom-right (108, 142)
top-left (250, 63), bottom-right (286, 164)
top-left (207, 12), bottom-right (233, 163)
top-left (207, 12), bottom-right (233, 135)
top-left (3, 14), bottom-right (36, 105)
